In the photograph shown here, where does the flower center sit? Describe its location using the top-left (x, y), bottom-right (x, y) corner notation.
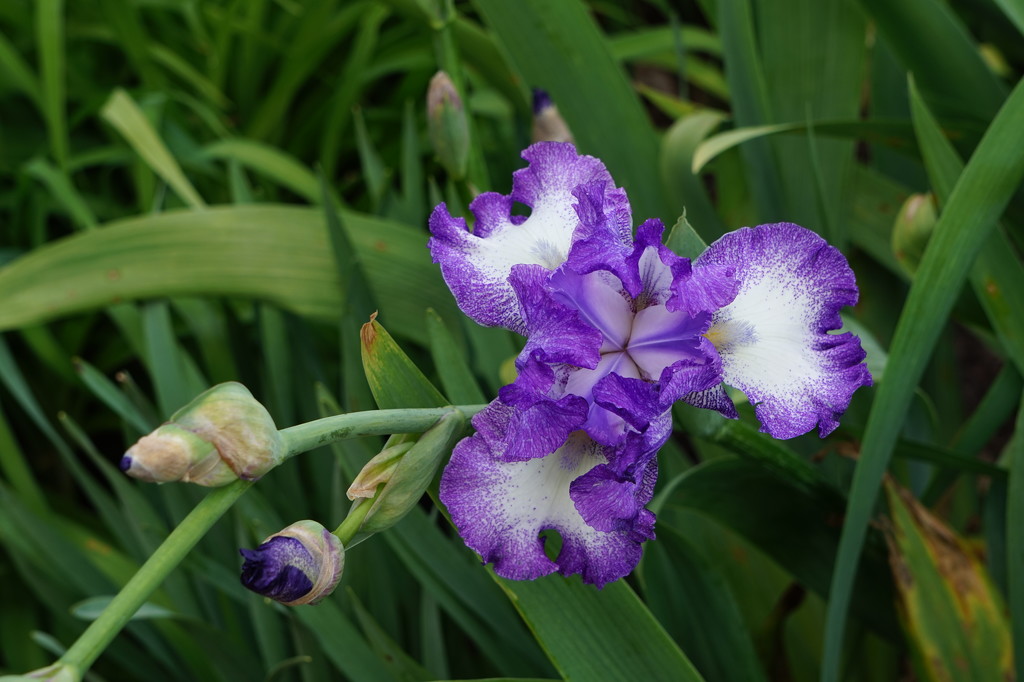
top-left (556, 271), bottom-right (708, 399)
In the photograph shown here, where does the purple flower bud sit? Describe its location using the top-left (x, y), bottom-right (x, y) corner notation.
top-left (239, 520), bottom-right (344, 606)
top-left (531, 88), bottom-right (574, 144)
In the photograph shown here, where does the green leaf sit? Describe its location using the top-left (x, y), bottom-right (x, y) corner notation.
top-left (71, 597), bottom-right (177, 622)
top-left (0, 31), bottom-right (42, 108)
top-left (660, 457), bottom-right (898, 641)
top-left (908, 77), bottom-right (1024, 375)
top-left (293, 601), bottom-right (401, 682)
top-left (101, 88), bottom-right (206, 209)
top-left (349, 589), bottom-right (432, 682)
top-left (715, 0), bottom-right (783, 218)
top-left (72, 357), bottom-right (154, 435)
top-left (660, 111), bottom-right (729, 242)
top-left (641, 526), bottom-right (768, 682)
top-left (756, 0), bottom-right (866, 243)
top-left (36, 0), bottom-right (67, 169)
top-left (1010, 392), bottom-right (1024, 682)
top-left (382, 508), bottom-right (552, 676)
top-left (0, 205), bottom-right (458, 342)
top-left (823, 76), bottom-right (1024, 682)
top-left (23, 157), bottom-right (97, 230)
top-left (856, 0), bottom-right (1006, 123)
top-left (361, 317), bottom-right (447, 410)
top-left (664, 210), bottom-right (709, 260)
top-left (993, 0), bottom-right (1024, 36)
top-left (496, 575), bottom-right (706, 681)
top-left (425, 309), bottom-right (486, 405)
top-left (202, 139), bottom-right (320, 203)
top-left (884, 480), bottom-right (1013, 681)
top-left (692, 119), bottom-right (919, 173)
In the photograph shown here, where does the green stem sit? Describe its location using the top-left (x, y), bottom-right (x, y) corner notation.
top-left (54, 404), bottom-right (485, 677)
top-left (278, 405), bottom-right (486, 458)
top-left (334, 489), bottom-right (380, 546)
top-left (58, 479), bottom-right (253, 675)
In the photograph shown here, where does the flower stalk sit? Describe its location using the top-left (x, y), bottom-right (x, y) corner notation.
top-left (47, 403), bottom-right (485, 678)
top-left (57, 479), bottom-right (253, 677)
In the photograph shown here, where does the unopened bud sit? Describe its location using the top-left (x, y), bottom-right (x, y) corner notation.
top-left (239, 520), bottom-right (344, 606)
top-left (347, 410), bottom-right (465, 535)
top-left (347, 441), bottom-right (413, 501)
top-left (531, 88), bottom-right (574, 144)
top-left (891, 192), bottom-right (936, 276)
top-left (427, 71), bottom-right (469, 179)
top-left (120, 382), bottom-right (284, 486)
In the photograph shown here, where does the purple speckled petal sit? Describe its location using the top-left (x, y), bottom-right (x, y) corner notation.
top-left (670, 262), bottom-right (740, 317)
top-left (561, 181), bottom-right (637, 291)
top-left (440, 410), bottom-right (657, 588)
top-left (491, 360), bottom-right (589, 462)
top-left (696, 223), bottom-right (872, 438)
top-left (570, 453), bottom-right (658, 540)
top-left (681, 383), bottom-right (740, 418)
top-left (428, 142), bottom-right (631, 333)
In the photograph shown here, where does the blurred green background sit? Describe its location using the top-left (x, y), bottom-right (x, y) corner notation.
top-left (1, 1), bottom-right (1022, 680)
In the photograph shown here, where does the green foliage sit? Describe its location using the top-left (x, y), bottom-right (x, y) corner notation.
top-left (0, 1), bottom-right (1021, 681)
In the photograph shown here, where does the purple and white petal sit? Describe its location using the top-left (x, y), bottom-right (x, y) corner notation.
top-left (491, 356), bottom-right (590, 462)
top-left (428, 142), bottom-right (631, 332)
top-left (440, 414), bottom-right (655, 588)
top-left (695, 223), bottom-right (872, 438)
top-left (626, 219), bottom-right (683, 303)
top-left (570, 454), bottom-right (658, 540)
top-left (561, 182), bottom-right (637, 291)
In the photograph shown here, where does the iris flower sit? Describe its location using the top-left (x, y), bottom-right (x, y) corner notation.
top-left (429, 142), bottom-right (870, 586)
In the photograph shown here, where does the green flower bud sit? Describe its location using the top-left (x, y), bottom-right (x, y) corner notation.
top-left (346, 410), bottom-right (465, 535)
top-left (427, 71), bottom-right (470, 180)
top-left (121, 382), bottom-right (284, 486)
top-left (891, 192), bottom-right (936, 276)
top-left (240, 520), bottom-right (344, 606)
top-left (346, 441), bottom-right (413, 501)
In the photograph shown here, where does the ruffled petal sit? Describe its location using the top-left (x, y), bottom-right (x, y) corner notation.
top-left (561, 181), bottom-right (636, 290)
top-left (428, 142), bottom-right (631, 332)
top-left (570, 454), bottom-right (658, 540)
top-left (695, 223), bottom-right (872, 438)
top-left (492, 357), bottom-right (590, 462)
top-left (440, 417), bottom-right (656, 588)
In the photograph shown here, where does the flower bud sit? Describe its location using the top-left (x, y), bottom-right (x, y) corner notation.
top-left (239, 520), bottom-right (344, 606)
top-left (346, 441), bottom-right (413, 500)
top-left (427, 71), bottom-right (469, 179)
top-left (531, 88), bottom-right (574, 144)
top-left (120, 382), bottom-right (284, 486)
top-left (346, 410), bottom-right (465, 535)
top-left (891, 192), bottom-right (936, 276)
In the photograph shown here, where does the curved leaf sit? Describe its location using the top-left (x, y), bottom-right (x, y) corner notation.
top-left (0, 205), bottom-right (455, 341)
